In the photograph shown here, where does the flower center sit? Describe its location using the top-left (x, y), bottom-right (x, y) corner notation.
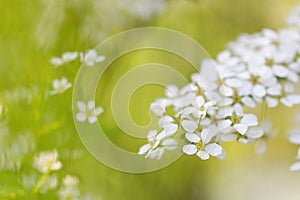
top-left (196, 88), bottom-right (204, 96)
top-left (265, 58), bottom-right (274, 67)
top-left (231, 114), bottom-right (241, 123)
top-left (251, 76), bottom-right (259, 84)
top-left (196, 141), bottom-right (204, 151)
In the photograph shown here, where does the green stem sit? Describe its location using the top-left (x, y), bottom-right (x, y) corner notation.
top-left (32, 171), bottom-right (50, 194)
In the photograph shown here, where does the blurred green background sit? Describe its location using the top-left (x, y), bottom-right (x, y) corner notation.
top-left (1, 0), bottom-right (300, 200)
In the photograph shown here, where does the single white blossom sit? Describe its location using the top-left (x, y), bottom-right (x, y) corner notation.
top-left (76, 100), bottom-right (104, 124)
top-left (80, 50), bottom-right (105, 67)
top-left (33, 150), bottom-right (62, 173)
top-left (50, 77), bottom-right (72, 95)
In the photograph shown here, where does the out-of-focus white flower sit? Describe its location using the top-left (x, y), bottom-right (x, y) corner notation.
top-left (76, 100), bottom-right (104, 124)
top-left (286, 5), bottom-right (300, 28)
top-left (40, 174), bottom-right (58, 193)
top-left (51, 52), bottom-right (78, 67)
top-left (255, 120), bottom-right (277, 155)
top-left (80, 50), bottom-right (105, 67)
top-left (119, 0), bottom-right (166, 20)
top-left (33, 150), bottom-right (62, 173)
top-left (58, 175), bottom-right (80, 200)
top-left (50, 77), bottom-right (72, 95)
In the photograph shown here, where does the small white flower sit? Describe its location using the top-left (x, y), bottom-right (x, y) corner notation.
top-left (138, 130), bottom-right (178, 160)
top-left (50, 77), bottom-right (72, 95)
top-left (62, 52), bottom-right (78, 62)
top-left (33, 150), bottom-right (62, 173)
top-left (80, 50), bottom-right (105, 67)
top-left (76, 100), bottom-right (104, 124)
top-left (182, 128), bottom-right (222, 160)
top-left (50, 52), bottom-right (78, 67)
top-left (58, 175), bottom-right (80, 200)
top-left (51, 57), bottom-right (64, 67)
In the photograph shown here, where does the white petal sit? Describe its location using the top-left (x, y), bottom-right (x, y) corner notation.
top-left (165, 85), bottom-right (179, 98)
top-left (280, 97), bottom-right (292, 107)
top-left (241, 114), bottom-right (258, 126)
top-left (225, 78), bottom-right (242, 87)
top-left (246, 127), bottom-right (264, 139)
top-left (51, 57), bottom-right (63, 67)
top-left (201, 128), bottom-right (213, 144)
top-left (185, 133), bottom-right (200, 143)
top-left (94, 107), bottom-right (104, 115)
top-left (158, 116), bottom-right (174, 127)
top-left (162, 139), bottom-right (178, 150)
top-left (138, 144), bottom-right (151, 154)
top-left (267, 84), bottom-right (282, 96)
top-left (87, 100), bottom-right (95, 110)
top-left (76, 113), bottom-right (86, 122)
top-left (287, 94), bottom-right (300, 104)
top-left (96, 55), bottom-right (106, 62)
top-left (273, 65), bottom-right (288, 78)
top-left (88, 116), bottom-right (97, 124)
top-left (196, 150), bottom-right (210, 160)
top-left (255, 140), bottom-right (267, 155)
top-left (156, 130), bottom-right (167, 141)
top-left (181, 120), bottom-right (198, 132)
top-left (77, 101), bottom-right (86, 112)
top-left (241, 96), bottom-right (256, 108)
top-left (220, 133), bottom-right (236, 142)
top-left (182, 144), bottom-right (197, 155)
top-left (253, 84), bottom-right (266, 98)
top-left (220, 85), bottom-right (234, 97)
top-left (266, 97), bottom-right (278, 108)
top-left (290, 162), bottom-right (300, 171)
top-left (163, 123), bottom-right (178, 136)
top-left (205, 143), bottom-right (223, 156)
top-left (150, 102), bottom-right (166, 116)
top-left (234, 123), bottom-right (248, 135)
top-left (147, 130), bottom-right (157, 141)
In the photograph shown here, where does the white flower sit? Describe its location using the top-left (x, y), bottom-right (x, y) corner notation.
top-left (50, 77), bottom-right (72, 95)
top-left (62, 52), bottom-right (78, 62)
top-left (76, 100), bottom-right (104, 124)
top-left (51, 52), bottom-right (78, 67)
top-left (182, 128), bottom-right (222, 160)
top-left (80, 50), bottom-right (105, 67)
top-left (226, 105), bottom-right (259, 135)
top-left (138, 130), bottom-right (178, 160)
top-left (58, 175), bottom-right (80, 200)
top-left (33, 150), bottom-right (62, 173)
top-left (255, 120), bottom-right (277, 155)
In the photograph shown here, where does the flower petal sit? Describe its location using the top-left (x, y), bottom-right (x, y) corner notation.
top-left (182, 144), bottom-right (197, 155)
top-left (196, 150), bottom-right (210, 160)
top-left (234, 123), bottom-right (248, 135)
top-left (185, 133), bottom-right (200, 143)
top-left (205, 143), bottom-right (223, 156)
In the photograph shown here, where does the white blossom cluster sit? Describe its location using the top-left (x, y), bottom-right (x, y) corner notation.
top-left (139, 6), bottom-right (300, 162)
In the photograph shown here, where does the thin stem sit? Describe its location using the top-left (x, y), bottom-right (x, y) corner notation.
top-left (32, 171), bottom-right (50, 194)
